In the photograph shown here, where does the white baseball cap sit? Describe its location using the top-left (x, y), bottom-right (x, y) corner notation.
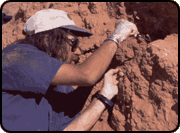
top-left (23, 9), bottom-right (93, 36)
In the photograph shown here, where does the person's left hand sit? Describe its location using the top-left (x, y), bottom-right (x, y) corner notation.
top-left (99, 68), bottom-right (120, 100)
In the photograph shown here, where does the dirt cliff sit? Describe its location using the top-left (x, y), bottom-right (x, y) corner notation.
top-left (2, 2), bottom-right (178, 131)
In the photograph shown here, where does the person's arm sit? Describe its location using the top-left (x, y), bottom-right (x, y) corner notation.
top-left (51, 20), bottom-right (138, 86)
top-left (63, 96), bottom-right (106, 131)
top-left (63, 68), bottom-right (120, 131)
top-left (51, 40), bottom-right (117, 86)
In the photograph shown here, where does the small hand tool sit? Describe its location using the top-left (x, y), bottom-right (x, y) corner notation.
top-left (136, 34), bottom-right (152, 42)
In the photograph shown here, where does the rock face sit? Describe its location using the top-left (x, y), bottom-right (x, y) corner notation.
top-left (2, 2), bottom-right (178, 131)
top-left (110, 34), bottom-right (178, 131)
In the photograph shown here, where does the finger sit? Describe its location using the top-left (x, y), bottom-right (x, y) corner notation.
top-left (112, 68), bottom-right (120, 74)
top-left (113, 77), bottom-right (119, 85)
top-left (130, 24), bottom-right (138, 35)
top-left (134, 31), bottom-right (140, 37)
top-left (132, 30), bottom-right (139, 37)
top-left (115, 80), bottom-right (119, 85)
top-left (134, 34), bottom-right (137, 37)
top-left (130, 28), bottom-right (138, 35)
top-left (112, 74), bottom-right (118, 80)
top-left (106, 68), bottom-right (119, 76)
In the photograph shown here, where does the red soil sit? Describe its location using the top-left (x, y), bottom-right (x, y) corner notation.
top-left (2, 2), bottom-right (178, 131)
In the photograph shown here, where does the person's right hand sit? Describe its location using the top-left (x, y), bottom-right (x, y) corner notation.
top-left (105, 19), bottom-right (138, 46)
top-left (114, 19), bottom-right (138, 42)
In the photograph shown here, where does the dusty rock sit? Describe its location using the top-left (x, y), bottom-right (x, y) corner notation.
top-left (110, 34), bottom-right (178, 131)
top-left (2, 2), bottom-right (178, 131)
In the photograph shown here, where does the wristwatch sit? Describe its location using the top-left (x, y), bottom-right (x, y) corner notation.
top-left (93, 92), bottom-right (114, 108)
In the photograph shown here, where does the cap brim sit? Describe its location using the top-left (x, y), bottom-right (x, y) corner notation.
top-left (2, 13), bottom-right (12, 25)
top-left (60, 25), bottom-right (93, 37)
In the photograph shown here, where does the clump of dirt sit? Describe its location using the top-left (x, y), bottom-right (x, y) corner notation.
top-left (2, 2), bottom-right (178, 131)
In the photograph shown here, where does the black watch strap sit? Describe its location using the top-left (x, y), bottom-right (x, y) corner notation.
top-left (94, 93), bottom-right (114, 108)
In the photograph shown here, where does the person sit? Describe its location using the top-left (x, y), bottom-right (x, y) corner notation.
top-left (2, 9), bottom-right (138, 131)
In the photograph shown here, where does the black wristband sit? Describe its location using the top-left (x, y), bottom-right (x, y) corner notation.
top-left (93, 92), bottom-right (114, 108)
